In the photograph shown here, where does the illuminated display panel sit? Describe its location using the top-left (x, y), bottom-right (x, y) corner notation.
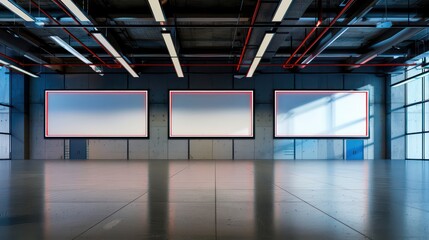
top-left (275, 90), bottom-right (369, 138)
top-left (45, 90), bottom-right (148, 138)
top-left (169, 90), bottom-right (254, 138)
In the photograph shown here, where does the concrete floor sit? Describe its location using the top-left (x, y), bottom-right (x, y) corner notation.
top-left (0, 159), bottom-right (428, 240)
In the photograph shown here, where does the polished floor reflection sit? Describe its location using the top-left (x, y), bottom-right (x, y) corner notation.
top-left (0, 159), bottom-right (428, 240)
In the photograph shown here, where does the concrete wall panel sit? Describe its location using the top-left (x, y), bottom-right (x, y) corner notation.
top-left (149, 127), bottom-right (168, 159)
top-left (129, 140), bottom-right (149, 159)
top-left (234, 140), bottom-right (255, 160)
top-left (295, 139), bottom-right (317, 159)
top-left (22, 72), bottom-right (386, 160)
top-left (213, 140), bottom-right (233, 159)
top-left (255, 127), bottom-right (273, 159)
top-left (168, 140), bottom-right (188, 159)
top-left (274, 140), bottom-right (294, 159)
top-left (190, 140), bottom-right (213, 159)
top-left (65, 74), bottom-right (89, 89)
top-left (88, 140), bottom-right (127, 159)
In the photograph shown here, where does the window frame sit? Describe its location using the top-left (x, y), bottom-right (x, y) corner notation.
top-left (402, 65), bottom-right (428, 160)
top-left (0, 68), bottom-right (11, 160)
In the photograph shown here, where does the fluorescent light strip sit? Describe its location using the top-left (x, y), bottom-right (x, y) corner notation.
top-left (0, 60), bottom-right (39, 78)
top-left (24, 54), bottom-right (44, 64)
top-left (161, 32), bottom-right (178, 57)
top-left (392, 71), bottom-right (429, 88)
top-left (50, 36), bottom-right (104, 75)
top-left (93, 33), bottom-right (138, 77)
top-left (52, 1), bottom-right (138, 77)
top-left (246, 32), bottom-right (275, 78)
top-left (272, 0), bottom-right (293, 22)
top-left (161, 32), bottom-right (183, 77)
top-left (58, 0), bottom-right (91, 22)
top-left (148, 0), bottom-right (166, 22)
top-left (246, 57), bottom-right (262, 78)
top-left (92, 33), bottom-right (121, 58)
top-left (116, 57), bottom-right (139, 78)
top-left (0, 0), bottom-right (35, 22)
top-left (255, 33), bottom-right (275, 57)
top-left (171, 58), bottom-right (184, 78)
top-left (50, 36), bottom-right (92, 64)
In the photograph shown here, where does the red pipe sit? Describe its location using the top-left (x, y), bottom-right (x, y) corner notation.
top-left (50, 0), bottom-right (117, 61)
top-left (30, 0), bottom-right (108, 65)
top-left (283, 20), bottom-right (322, 68)
top-left (286, 0), bottom-right (357, 68)
top-left (21, 63), bottom-right (416, 67)
top-left (236, 0), bottom-right (262, 71)
top-left (0, 52), bottom-right (25, 65)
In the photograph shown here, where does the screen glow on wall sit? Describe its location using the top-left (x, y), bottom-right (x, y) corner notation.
top-left (275, 90), bottom-right (369, 138)
top-left (45, 90), bottom-right (148, 137)
top-left (169, 90), bottom-right (254, 137)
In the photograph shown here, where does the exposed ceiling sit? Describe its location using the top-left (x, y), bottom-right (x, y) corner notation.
top-left (0, 0), bottom-right (428, 77)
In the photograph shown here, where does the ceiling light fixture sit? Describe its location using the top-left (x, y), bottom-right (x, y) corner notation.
top-left (49, 1), bottom-right (137, 77)
top-left (24, 54), bottom-right (44, 64)
top-left (391, 71), bottom-right (429, 88)
top-left (246, 33), bottom-right (275, 78)
top-left (255, 33), bottom-right (275, 57)
top-left (116, 57), bottom-right (139, 78)
top-left (0, 60), bottom-right (39, 78)
top-left (148, 0), bottom-right (166, 22)
top-left (50, 36), bottom-right (92, 64)
top-left (246, 57), bottom-right (261, 78)
top-left (50, 36), bottom-right (105, 76)
top-left (161, 32), bottom-right (178, 57)
top-left (58, 0), bottom-right (91, 22)
top-left (272, 0), bottom-right (293, 22)
top-left (0, 0), bottom-right (35, 22)
top-left (92, 33), bottom-right (139, 77)
top-left (171, 58), bottom-right (184, 78)
top-left (161, 32), bottom-right (184, 78)
top-left (92, 33), bottom-right (121, 58)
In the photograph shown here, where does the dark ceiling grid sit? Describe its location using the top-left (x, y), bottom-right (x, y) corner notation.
top-left (284, 0), bottom-right (357, 69)
top-left (170, 0), bottom-right (182, 63)
top-left (228, 0), bottom-right (245, 65)
top-left (0, 0), bottom-right (428, 76)
top-left (32, 0), bottom-right (109, 69)
top-left (236, 0), bottom-right (260, 70)
top-left (299, 0), bottom-right (378, 66)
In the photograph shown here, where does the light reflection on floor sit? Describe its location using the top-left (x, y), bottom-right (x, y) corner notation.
top-left (0, 159), bottom-right (428, 239)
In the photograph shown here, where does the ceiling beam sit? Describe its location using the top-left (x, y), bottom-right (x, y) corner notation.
top-left (238, 0), bottom-right (314, 71)
top-left (300, 0), bottom-right (379, 65)
top-left (350, 21), bottom-right (428, 69)
top-left (0, 29), bottom-right (62, 72)
top-left (262, 0), bottom-right (314, 61)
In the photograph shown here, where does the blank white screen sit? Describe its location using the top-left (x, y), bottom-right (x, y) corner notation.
top-left (169, 91), bottom-right (253, 137)
top-left (45, 90), bottom-right (148, 137)
top-left (275, 91), bottom-right (368, 138)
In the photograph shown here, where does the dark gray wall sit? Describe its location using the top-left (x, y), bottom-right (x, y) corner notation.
top-left (22, 70), bottom-right (386, 160)
top-left (10, 73), bottom-right (29, 159)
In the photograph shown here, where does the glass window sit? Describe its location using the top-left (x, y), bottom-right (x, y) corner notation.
top-left (425, 77), bottom-right (429, 100)
top-left (407, 66), bottom-right (422, 79)
top-left (425, 134), bottom-right (429, 159)
top-left (394, 59), bottom-right (429, 160)
top-left (391, 72), bottom-right (405, 85)
top-left (426, 102), bottom-right (429, 132)
top-left (0, 67), bottom-right (9, 104)
top-left (406, 104), bottom-right (423, 133)
top-left (406, 78), bottom-right (422, 104)
top-left (0, 106), bottom-right (9, 133)
top-left (0, 66), bottom-right (10, 159)
top-left (407, 134), bottom-right (422, 159)
top-left (0, 134), bottom-right (10, 159)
